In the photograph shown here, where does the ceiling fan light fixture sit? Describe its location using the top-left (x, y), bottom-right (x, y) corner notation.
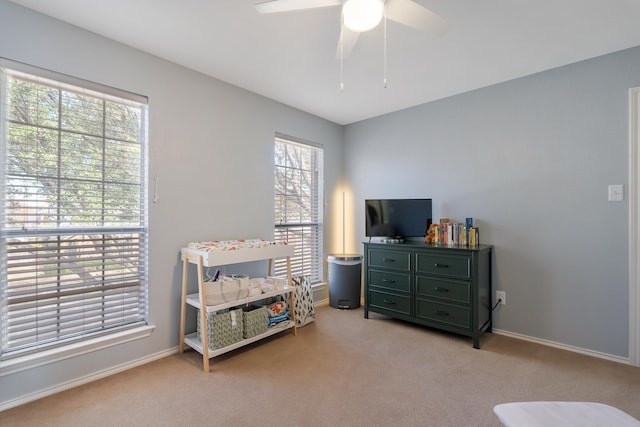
top-left (342, 0), bottom-right (384, 32)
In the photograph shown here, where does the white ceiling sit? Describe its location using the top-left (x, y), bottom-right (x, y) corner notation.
top-left (9, 0), bottom-right (640, 125)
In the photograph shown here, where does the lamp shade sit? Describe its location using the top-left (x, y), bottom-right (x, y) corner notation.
top-left (342, 0), bottom-right (384, 32)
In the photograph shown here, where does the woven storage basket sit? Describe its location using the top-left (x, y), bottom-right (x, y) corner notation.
top-left (242, 306), bottom-right (269, 339)
top-left (196, 308), bottom-right (244, 350)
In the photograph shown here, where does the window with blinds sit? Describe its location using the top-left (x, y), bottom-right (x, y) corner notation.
top-left (273, 135), bottom-right (323, 283)
top-left (0, 61), bottom-right (149, 360)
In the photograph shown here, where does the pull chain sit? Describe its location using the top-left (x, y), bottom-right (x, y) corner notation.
top-left (340, 19), bottom-right (345, 92)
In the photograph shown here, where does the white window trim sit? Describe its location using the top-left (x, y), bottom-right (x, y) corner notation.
top-left (274, 133), bottom-right (324, 283)
top-left (0, 57), bottom-right (151, 365)
top-left (629, 86), bottom-right (640, 367)
top-left (0, 324), bottom-right (155, 377)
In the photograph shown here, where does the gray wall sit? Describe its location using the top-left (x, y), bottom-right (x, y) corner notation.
top-left (1, 0), bottom-right (638, 409)
top-left (0, 0), bottom-right (342, 406)
top-left (345, 46), bottom-right (640, 358)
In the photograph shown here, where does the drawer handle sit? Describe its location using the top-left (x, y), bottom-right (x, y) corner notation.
top-left (383, 299), bottom-right (396, 305)
top-left (434, 263), bottom-right (449, 268)
top-left (382, 278), bottom-right (396, 283)
top-left (382, 258), bottom-right (396, 262)
top-left (434, 287), bottom-right (449, 293)
top-left (436, 310), bottom-right (450, 317)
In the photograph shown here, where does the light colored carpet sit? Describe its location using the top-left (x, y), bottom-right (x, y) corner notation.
top-left (1, 305), bottom-right (639, 426)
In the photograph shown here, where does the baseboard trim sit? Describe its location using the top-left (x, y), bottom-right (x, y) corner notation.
top-left (314, 298), bottom-right (329, 307)
top-left (0, 347), bottom-right (178, 412)
top-left (492, 328), bottom-right (631, 365)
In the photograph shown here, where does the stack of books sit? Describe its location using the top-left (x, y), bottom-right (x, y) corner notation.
top-left (430, 218), bottom-right (479, 247)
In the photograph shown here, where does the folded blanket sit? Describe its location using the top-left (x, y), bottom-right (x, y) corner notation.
top-left (268, 311), bottom-right (290, 327)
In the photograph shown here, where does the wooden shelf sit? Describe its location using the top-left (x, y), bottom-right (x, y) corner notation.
top-left (186, 286), bottom-right (294, 313)
top-left (179, 239), bottom-right (297, 372)
top-left (183, 320), bottom-right (295, 358)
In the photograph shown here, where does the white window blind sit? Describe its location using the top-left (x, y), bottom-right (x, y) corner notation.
top-left (0, 61), bottom-right (149, 360)
top-left (274, 135), bottom-right (323, 283)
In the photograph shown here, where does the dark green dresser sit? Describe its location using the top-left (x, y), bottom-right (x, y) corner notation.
top-left (363, 241), bottom-right (493, 348)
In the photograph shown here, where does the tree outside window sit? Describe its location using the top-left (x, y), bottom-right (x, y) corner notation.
top-left (273, 135), bottom-right (323, 283)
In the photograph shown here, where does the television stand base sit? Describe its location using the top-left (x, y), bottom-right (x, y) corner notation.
top-left (380, 238), bottom-right (404, 244)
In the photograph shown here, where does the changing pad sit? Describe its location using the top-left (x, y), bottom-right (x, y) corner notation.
top-left (186, 239), bottom-right (288, 253)
top-left (182, 238), bottom-right (294, 267)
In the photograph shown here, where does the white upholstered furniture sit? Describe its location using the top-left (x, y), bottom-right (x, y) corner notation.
top-left (494, 402), bottom-right (640, 427)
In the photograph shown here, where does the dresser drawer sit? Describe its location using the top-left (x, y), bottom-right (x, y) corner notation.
top-left (415, 252), bottom-right (470, 279)
top-left (416, 300), bottom-right (470, 329)
top-left (369, 290), bottom-right (411, 316)
top-left (368, 250), bottom-right (411, 271)
top-left (415, 276), bottom-right (470, 304)
top-left (369, 270), bottom-right (411, 293)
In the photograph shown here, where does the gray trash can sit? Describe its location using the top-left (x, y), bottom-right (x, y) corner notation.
top-left (328, 254), bottom-right (363, 309)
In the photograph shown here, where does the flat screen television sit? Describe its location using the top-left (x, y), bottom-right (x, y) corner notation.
top-left (365, 199), bottom-right (432, 238)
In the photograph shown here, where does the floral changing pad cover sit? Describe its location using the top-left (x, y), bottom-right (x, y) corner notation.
top-left (186, 239), bottom-right (288, 253)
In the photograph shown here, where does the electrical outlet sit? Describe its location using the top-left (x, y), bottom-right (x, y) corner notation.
top-left (496, 291), bottom-right (506, 306)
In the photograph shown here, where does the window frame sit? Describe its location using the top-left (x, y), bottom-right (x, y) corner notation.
top-left (273, 133), bottom-right (324, 284)
top-left (0, 58), bottom-right (153, 375)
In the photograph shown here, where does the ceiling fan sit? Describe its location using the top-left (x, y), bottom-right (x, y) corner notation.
top-left (254, 0), bottom-right (448, 59)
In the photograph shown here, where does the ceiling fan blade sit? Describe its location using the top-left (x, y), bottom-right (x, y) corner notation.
top-left (335, 26), bottom-right (360, 59)
top-left (254, 0), bottom-right (342, 14)
top-left (384, 0), bottom-right (448, 35)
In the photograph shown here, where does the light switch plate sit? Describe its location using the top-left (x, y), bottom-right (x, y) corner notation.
top-left (608, 184), bottom-right (623, 202)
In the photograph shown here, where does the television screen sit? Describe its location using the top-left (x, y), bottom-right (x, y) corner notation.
top-left (365, 199), bottom-right (432, 238)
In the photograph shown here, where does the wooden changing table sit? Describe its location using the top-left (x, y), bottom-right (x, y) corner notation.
top-left (179, 239), bottom-right (296, 372)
